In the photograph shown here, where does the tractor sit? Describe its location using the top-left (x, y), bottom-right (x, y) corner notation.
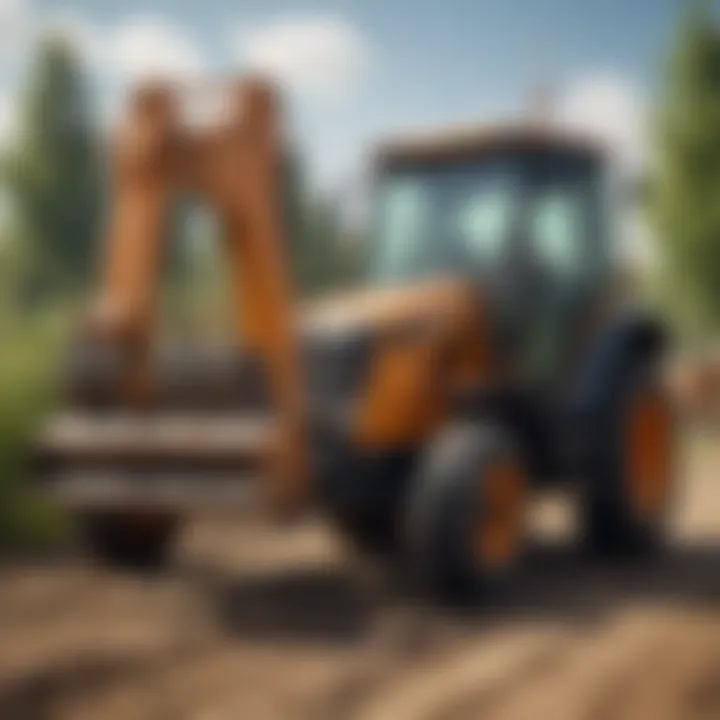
top-left (36, 78), bottom-right (674, 598)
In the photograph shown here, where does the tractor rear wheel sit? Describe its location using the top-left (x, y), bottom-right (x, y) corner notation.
top-left (581, 360), bottom-right (675, 556)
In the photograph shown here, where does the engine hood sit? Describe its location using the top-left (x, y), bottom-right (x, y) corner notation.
top-left (298, 276), bottom-right (489, 428)
top-left (300, 276), bottom-right (480, 338)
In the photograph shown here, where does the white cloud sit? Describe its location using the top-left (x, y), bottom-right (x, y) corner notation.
top-left (234, 16), bottom-right (369, 100)
top-left (0, 11), bottom-right (206, 143)
top-left (1, 9), bottom-right (204, 84)
top-left (557, 73), bottom-right (646, 175)
top-left (0, 0), bottom-right (24, 26)
top-left (106, 16), bottom-right (204, 84)
top-left (0, 0), bottom-right (29, 60)
top-left (556, 73), bottom-right (653, 268)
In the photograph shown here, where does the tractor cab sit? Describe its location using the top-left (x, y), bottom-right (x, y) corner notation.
top-left (366, 125), bottom-right (612, 388)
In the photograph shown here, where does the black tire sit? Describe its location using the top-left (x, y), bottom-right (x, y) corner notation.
top-left (404, 424), bottom-right (527, 600)
top-left (78, 511), bottom-right (179, 571)
top-left (581, 358), bottom-right (675, 556)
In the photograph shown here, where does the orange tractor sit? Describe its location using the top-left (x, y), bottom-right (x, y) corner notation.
top-left (37, 78), bottom-right (675, 597)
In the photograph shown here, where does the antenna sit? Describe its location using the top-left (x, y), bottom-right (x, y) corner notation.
top-left (525, 78), bottom-right (559, 124)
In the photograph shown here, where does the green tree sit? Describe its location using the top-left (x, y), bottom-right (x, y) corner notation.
top-left (283, 148), bottom-right (364, 296)
top-left (7, 34), bottom-right (101, 300)
top-left (649, 0), bottom-right (720, 341)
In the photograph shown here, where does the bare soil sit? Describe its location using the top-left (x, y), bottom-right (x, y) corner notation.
top-left (2, 434), bottom-right (720, 720)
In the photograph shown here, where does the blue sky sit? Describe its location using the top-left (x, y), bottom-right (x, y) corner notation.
top-left (0, 0), bottom-right (687, 185)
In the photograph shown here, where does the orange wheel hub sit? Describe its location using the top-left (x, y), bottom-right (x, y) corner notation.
top-left (475, 459), bottom-right (525, 568)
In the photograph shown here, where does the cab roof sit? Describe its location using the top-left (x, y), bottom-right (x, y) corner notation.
top-left (376, 121), bottom-right (606, 170)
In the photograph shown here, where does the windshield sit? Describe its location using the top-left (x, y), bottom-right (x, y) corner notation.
top-left (368, 158), bottom-right (523, 286)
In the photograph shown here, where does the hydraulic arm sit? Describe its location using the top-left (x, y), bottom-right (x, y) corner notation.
top-left (81, 78), bottom-right (307, 509)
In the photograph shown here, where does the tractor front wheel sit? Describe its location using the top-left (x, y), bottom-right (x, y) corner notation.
top-left (404, 424), bottom-right (527, 600)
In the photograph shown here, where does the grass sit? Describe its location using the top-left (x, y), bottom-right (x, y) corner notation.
top-left (0, 304), bottom-right (73, 555)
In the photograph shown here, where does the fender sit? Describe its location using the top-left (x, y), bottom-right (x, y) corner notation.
top-left (569, 311), bottom-right (667, 417)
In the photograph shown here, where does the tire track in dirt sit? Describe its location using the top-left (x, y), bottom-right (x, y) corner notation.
top-left (3, 551), bottom-right (720, 720)
top-left (0, 643), bottom-right (206, 720)
top-left (477, 611), bottom-right (683, 720)
top-left (605, 614), bottom-right (720, 720)
top-left (348, 628), bottom-right (570, 720)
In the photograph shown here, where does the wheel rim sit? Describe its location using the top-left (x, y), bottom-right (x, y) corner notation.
top-left (625, 389), bottom-right (673, 520)
top-left (475, 459), bottom-right (525, 568)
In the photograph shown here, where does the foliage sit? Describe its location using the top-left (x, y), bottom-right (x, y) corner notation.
top-left (5, 34), bottom-right (101, 300)
top-left (649, 0), bottom-right (720, 342)
top-left (0, 33), bottom-right (366, 553)
top-left (153, 151), bottom-right (366, 338)
top-left (0, 306), bottom-right (72, 554)
top-left (0, 32), bottom-right (96, 553)
top-left (158, 198), bottom-right (236, 339)
top-left (284, 149), bottom-right (364, 296)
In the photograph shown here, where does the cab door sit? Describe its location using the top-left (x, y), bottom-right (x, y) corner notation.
top-left (518, 151), bottom-right (609, 390)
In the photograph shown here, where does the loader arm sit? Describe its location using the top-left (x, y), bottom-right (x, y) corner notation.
top-left (87, 79), bottom-right (307, 511)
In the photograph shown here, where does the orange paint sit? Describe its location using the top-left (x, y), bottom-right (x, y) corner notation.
top-left (475, 460), bottom-right (525, 568)
top-left (626, 391), bottom-right (673, 520)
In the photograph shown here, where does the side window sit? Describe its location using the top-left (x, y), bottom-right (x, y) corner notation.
top-left (527, 186), bottom-right (587, 281)
top-left (376, 179), bottom-right (430, 281)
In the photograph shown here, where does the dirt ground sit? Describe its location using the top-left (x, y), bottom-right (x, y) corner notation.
top-left (2, 434), bottom-right (720, 720)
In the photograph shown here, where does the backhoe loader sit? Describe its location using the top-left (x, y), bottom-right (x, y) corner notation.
top-left (36, 77), bottom-right (675, 597)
